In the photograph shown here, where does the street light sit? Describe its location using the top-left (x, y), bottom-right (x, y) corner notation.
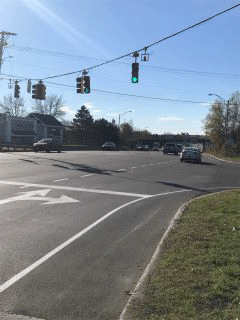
top-left (208, 93), bottom-right (229, 142)
top-left (119, 110), bottom-right (132, 126)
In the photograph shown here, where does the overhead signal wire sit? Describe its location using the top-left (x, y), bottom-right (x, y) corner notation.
top-left (40, 3), bottom-right (240, 81)
top-left (11, 46), bottom-right (240, 79)
top-left (44, 80), bottom-right (209, 104)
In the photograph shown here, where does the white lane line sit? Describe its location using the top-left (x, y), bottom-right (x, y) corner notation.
top-left (118, 187), bottom-right (240, 320)
top-left (0, 197), bottom-right (145, 293)
top-left (80, 174), bottom-right (94, 178)
top-left (0, 188), bottom-right (195, 294)
top-left (53, 178), bottom-right (69, 182)
top-left (0, 181), bottom-right (150, 198)
top-left (3, 186), bottom-right (237, 294)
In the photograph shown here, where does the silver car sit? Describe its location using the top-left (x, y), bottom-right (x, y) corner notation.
top-left (180, 147), bottom-right (201, 163)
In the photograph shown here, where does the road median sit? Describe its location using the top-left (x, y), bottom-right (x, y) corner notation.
top-left (121, 190), bottom-right (240, 320)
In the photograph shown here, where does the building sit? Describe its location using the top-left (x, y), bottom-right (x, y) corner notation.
top-left (0, 113), bottom-right (64, 145)
top-left (0, 113), bottom-right (37, 145)
top-left (27, 113), bottom-right (64, 143)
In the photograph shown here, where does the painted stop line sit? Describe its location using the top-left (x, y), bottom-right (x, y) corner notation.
top-left (0, 188), bottom-right (79, 205)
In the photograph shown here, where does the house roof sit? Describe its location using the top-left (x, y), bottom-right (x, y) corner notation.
top-left (27, 113), bottom-right (63, 126)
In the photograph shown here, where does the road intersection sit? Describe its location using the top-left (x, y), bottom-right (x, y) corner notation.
top-left (0, 151), bottom-right (239, 319)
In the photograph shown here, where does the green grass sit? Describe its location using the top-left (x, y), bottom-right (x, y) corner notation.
top-left (126, 191), bottom-right (240, 320)
top-left (206, 149), bottom-right (240, 162)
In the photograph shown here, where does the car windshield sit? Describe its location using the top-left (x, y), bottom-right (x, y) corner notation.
top-left (183, 147), bottom-right (198, 152)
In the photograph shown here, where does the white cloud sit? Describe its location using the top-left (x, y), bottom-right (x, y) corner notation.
top-left (61, 106), bottom-right (75, 115)
top-left (157, 116), bottom-right (184, 121)
top-left (85, 102), bottom-right (102, 115)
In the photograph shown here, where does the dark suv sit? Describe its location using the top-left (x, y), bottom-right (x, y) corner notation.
top-left (33, 138), bottom-right (62, 153)
top-left (163, 143), bottom-right (178, 155)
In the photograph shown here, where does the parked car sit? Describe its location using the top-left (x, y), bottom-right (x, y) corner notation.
top-left (152, 145), bottom-right (160, 151)
top-left (180, 147), bottom-right (201, 163)
top-left (33, 138), bottom-right (62, 153)
top-left (137, 145), bottom-right (150, 151)
top-left (177, 144), bottom-right (182, 153)
top-left (163, 143), bottom-right (178, 155)
top-left (102, 142), bottom-right (118, 151)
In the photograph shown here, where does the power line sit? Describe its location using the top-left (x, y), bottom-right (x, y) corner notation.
top-left (11, 46), bottom-right (240, 79)
top-left (44, 80), bottom-right (209, 104)
top-left (41, 3), bottom-right (240, 81)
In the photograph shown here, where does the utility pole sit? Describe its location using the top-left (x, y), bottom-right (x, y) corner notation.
top-left (0, 31), bottom-right (17, 74)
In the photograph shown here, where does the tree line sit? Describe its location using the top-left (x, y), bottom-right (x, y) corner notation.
top-left (0, 94), bottom-right (66, 119)
top-left (203, 91), bottom-right (240, 156)
top-left (65, 105), bottom-right (154, 149)
top-left (0, 94), bottom-right (152, 149)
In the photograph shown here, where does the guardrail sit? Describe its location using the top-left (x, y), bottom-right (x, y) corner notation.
top-left (0, 145), bottom-right (33, 152)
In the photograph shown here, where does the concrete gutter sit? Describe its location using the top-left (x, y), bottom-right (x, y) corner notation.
top-left (0, 312), bottom-right (45, 320)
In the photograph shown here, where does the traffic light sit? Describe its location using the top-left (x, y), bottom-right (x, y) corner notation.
top-left (38, 82), bottom-right (46, 100)
top-left (14, 82), bottom-right (20, 98)
top-left (83, 75), bottom-right (90, 93)
top-left (32, 84), bottom-right (39, 100)
top-left (76, 77), bottom-right (85, 94)
top-left (131, 63), bottom-right (139, 83)
top-left (77, 75), bottom-right (90, 94)
top-left (32, 81), bottom-right (46, 100)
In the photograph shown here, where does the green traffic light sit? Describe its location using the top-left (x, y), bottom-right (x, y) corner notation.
top-left (131, 77), bottom-right (138, 83)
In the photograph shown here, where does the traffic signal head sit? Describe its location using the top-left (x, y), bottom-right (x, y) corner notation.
top-left (32, 82), bottom-right (46, 100)
top-left (83, 76), bottom-right (90, 93)
top-left (14, 83), bottom-right (20, 98)
top-left (39, 83), bottom-right (46, 100)
top-left (32, 84), bottom-right (39, 100)
top-left (76, 77), bottom-right (85, 94)
top-left (131, 63), bottom-right (139, 83)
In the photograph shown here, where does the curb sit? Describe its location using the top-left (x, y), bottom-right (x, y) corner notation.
top-left (0, 312), bottom-right (45, 320)
top-left (118, 189), bottom-right (238, 320)
top-left (204, 153), bottom-right (240, 163)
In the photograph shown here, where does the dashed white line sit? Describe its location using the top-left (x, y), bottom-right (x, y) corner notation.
top-left (53, 178), bottom-right (69, 182)
top-left (80, 173), bottom-right (94, 178)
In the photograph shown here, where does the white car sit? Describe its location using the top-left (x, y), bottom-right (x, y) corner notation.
top-left (180, 147), bottom-right (202, 163)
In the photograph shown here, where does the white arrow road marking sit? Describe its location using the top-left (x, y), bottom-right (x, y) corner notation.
top-left (0, 189), bottom-right (79, 205)
top-left (0, 180), bottom-right (150, 198)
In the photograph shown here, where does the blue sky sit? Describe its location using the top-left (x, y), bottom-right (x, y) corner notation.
top-left (1, 0), bottom-right (240, 134)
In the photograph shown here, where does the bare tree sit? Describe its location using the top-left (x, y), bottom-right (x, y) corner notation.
top-left (0, 94), bottom-right (26, 116)
top-left (31, 95), bottom-right (66, 119)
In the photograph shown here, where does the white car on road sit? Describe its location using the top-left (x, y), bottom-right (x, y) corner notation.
top-left (180, 147), bottom-right (202, 163)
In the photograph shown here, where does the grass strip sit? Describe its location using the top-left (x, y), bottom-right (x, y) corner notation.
top-left (125, 190), bottom-right (240, 320)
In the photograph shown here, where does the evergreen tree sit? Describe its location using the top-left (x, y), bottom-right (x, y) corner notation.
top-left (72, 106), bottom-right (94, 144)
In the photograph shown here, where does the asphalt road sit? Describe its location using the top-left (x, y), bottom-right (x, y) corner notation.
top-left (0, 151), bottom-right (239, 320)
